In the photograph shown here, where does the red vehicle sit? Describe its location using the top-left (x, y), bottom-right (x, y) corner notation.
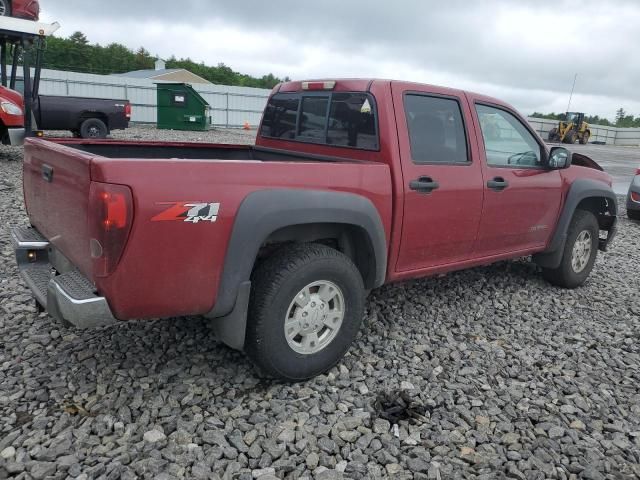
top-left (0, 0), bottom-right (39, 20)
top-left (0, 85), bottom-right (25, 144)
top-left (12, 79), bottom-right (618, 381)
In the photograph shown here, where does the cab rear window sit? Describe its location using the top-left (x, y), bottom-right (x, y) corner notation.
top-left (260, 92), bottom-right (379, 151)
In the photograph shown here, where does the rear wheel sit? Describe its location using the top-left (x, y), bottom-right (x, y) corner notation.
top-left (548, 128), bottom-right (559, 142)
top-left (579, 131), bottom-right (590, 145)
top-left (80, 118), bottom-right (108, 139)
top-left (542, 209), bottom-right (599, 288)
top-left (246, 243), bottom-right (365, 381)
top-left (0, 0), bottom-right (11, 16)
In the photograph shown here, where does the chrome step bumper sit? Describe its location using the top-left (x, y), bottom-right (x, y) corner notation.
top-left (11, 226), bottom-right (118, 329)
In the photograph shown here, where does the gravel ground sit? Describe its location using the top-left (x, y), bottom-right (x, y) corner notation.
top-left (1, 128), bottom-right (639, 480)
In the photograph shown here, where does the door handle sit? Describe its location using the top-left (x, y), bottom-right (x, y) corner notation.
top-left (409, 176), bottom-right (440, 194)
top-left (487, 177), bottom-right (508, 191)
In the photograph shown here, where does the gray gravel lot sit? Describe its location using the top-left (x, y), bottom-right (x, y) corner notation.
top-left (1, 127), bottom-right (639, 479)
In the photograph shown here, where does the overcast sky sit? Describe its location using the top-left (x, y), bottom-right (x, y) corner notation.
top-left (41, 0), bottom-right (640, 120)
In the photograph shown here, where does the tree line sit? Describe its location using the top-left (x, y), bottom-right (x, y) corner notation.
top-left (40, 32), bottom-right (287, 89)
top-left (530, 108), bottom-right (640, 128)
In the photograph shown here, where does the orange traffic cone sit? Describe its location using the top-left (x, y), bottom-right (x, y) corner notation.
top-left (243, 121), bottom-right (251, 130)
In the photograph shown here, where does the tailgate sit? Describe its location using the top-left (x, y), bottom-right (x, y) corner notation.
top-left (23, 139), bottom-right (94, 278)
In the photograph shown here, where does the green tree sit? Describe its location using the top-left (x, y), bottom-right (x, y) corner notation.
top-left (66, 31), bottom-right (90, 71)
top-left (134, 47), bottom-right (154, 70)
top-left (41, 31), bottom-right (286, 87)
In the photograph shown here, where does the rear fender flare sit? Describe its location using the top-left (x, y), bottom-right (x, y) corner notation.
top-left (208, 189), bottom-right (388, 319)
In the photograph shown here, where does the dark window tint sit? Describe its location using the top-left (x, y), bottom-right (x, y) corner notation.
top-left (298, 96), bottom-right (329, 140)
top-left (327, 93), bottom-right (377, 149)
top-left (260, 94), bottom-right (299, 139)
top-left (260, 92), bottom-right (379, 151)
top-left (404, 94), bottom-right (468, 164)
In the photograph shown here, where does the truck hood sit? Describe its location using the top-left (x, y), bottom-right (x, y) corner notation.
top-left (571, 153), bottom-right (604, 171)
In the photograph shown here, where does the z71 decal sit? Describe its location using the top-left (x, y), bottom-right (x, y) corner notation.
top-left (152, 202), bottom-right (220, 223)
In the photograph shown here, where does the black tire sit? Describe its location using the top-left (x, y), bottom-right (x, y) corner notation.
top-left (0, 0), bottom-right (11, 16)
top-left (246, 243), bottom-right (365, 381)
top-left (628, 209), bottom-right (640, 221)
top-left (579, 131), bottom-right (590, 145)
top-left (542, 210), bottom-right (599, 289)
top-left (548, 128), bottom-right (559, 142)
top-left (563, 130), bottom-right (577, 144)
top-left (79, 118), bottom-right (108, 139)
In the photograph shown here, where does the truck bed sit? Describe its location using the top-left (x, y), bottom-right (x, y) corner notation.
top-left (22, 138), bottom-right (393, 320)
top-left (55, 139), bottom-right (368, 163)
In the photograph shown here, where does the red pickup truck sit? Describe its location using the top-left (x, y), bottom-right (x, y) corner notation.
top-left (12, 79), bottom-right (617, 381)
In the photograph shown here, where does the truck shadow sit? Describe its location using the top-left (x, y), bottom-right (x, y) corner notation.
top-left (40, 258), bottom-right (543, 405)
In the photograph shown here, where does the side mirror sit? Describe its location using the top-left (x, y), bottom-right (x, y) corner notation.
top-left (547, 146), bottom-right (572, 169)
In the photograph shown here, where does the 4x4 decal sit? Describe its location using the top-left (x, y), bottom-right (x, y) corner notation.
top-left (152, 202), bottom-right (220, 223)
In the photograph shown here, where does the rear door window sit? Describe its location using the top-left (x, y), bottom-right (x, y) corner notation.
top-left (260, 92), bottom-right (379, 150)
top-left (404, 94), bottom-right (469, 164)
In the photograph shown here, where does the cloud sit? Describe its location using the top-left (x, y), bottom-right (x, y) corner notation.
top-left (40, 0), bottom-right (640, 119)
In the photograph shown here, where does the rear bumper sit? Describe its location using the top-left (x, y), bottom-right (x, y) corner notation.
top-left (11, 226), bottom-right (118, 329)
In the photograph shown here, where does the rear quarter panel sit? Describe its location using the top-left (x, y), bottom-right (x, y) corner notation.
top-left (91, 158), bottom-right (392, 320)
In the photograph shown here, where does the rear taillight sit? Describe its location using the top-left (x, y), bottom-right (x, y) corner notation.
top-left (631, 191), bottom-right (640, 203)
top-left (89, 182), bottom-right (133, 277)
top-left (125, 103), bottom-right (132, 119)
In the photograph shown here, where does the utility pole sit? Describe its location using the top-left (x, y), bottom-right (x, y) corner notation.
top-left (566, 73), bottom-right (577, 113)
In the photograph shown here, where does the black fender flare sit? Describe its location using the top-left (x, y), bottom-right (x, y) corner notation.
top-left (208, 188), bottom-right (387, 317)
top-left (533, 179), bottom-right (617, 269)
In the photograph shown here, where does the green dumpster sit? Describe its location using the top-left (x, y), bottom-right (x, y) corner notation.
top-left (157, 83), bottom-right (211, 131)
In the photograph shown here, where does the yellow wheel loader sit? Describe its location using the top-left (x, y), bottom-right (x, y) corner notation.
top-left (548, 112), bottom-right (590, 144)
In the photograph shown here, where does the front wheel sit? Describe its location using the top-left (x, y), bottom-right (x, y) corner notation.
top-left (246, 243), bottom-right (365, 381)
top-left (542, 209), bottom-right (599, 288)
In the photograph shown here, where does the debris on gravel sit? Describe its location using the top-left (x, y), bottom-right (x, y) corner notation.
top-left (1, 128), bottom-right (639, 479)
